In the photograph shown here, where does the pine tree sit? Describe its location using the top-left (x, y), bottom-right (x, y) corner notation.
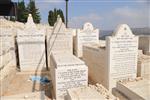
top-left (27, 0), bottom-right (41, 23)
top-left (17, 0), bottom-right (28, 23)
top-left (48, 8), bottom-right (65, 26)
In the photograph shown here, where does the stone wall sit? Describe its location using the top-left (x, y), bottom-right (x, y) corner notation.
top-left (137, 51), bottom-right (150, 79)
top-left (0, 27), bottom-right (17, 96)
top-left (0, 28), bottom-right (16, 80)
top-left (83, 44), bottom-right (108, 88)
top-left (139, 35), bottom-right (150, 55)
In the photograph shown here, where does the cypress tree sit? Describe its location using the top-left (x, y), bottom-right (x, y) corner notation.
top-left (17, 0), bottom-right (28, 22)
top-left (48, 11), bottom-right (54, 26)
top-left (27, 0), bottom-right (41, 23)
top-left (48, 8), bottom-right (65, 26)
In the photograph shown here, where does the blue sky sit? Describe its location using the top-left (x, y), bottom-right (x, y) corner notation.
top-left (13, 0), bottom-right (149, 30)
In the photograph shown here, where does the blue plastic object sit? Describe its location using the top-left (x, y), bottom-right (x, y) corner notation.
top-left (30, 76), bottom-right (50, 84)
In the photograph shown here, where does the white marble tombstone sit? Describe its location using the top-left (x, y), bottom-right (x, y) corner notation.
top-left (0, 28), bottom-right (16, 80)
top-left (47, 15), bottom-right (73, 68)
top-left (50, 52), bottom-right (88, 99)
top-left (106, 24), bottom-right (138, 90)
top-left (17, 14), bottom-right (46, 71)
top-left (75, 22), bottom-right (99, 57)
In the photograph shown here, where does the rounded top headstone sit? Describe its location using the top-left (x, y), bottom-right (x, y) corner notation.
top-left (83, 22), bottom-right (94, 31)
top-left (113, 24), bottom-right (134, 37)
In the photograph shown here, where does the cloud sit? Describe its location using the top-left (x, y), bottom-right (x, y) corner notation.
top-left (98, 6), bottom-right (149, 30)
top-left (134, 0), bottom-right (149, 3)
top-left (69, 6), bottom-right (149, 30)
top-left (113, 6), bottom-right (148, 19)
top-left (111, 6), bottom-right (149, 28)
top-left (69, 13), bottom-right (102, 28)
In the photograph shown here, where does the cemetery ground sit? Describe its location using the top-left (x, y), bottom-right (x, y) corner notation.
top-left (0, 66), bottom-right (93, 100)
top-left (1, 69), bottom-right (52, 99)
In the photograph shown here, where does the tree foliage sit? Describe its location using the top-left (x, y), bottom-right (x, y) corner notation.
top-left (27, 0), bottom-right (41, 23)
top-left (17, 0), bottom-right (28, 22)
top-left (16, 0), bottom-right (41, 23)
top-left (48, 8), bottom-right (65, 26)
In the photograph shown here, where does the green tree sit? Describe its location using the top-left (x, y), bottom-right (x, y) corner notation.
top-left (17, 0), bottom-right (28, 22)
top-left (48, 8), bottom-right (65, 26)
top-left (57, 9), bottom-right (65, 22)
top-left (27, 0), bottom-right (41, 23)
top-left (48, 11), bottom-right (54, 26)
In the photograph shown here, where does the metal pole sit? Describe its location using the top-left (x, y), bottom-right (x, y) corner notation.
top-left (66, 0), bottom-right (68, 28)
top-left (14, 3), bottom-right (17, 21)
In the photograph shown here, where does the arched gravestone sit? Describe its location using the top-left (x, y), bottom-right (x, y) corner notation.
top-left (106, 24), bottom-right (138, 90)
top-left (17, 14), bottom-right (46, 71)
top-left (75, 22), bottom-right (99, 57)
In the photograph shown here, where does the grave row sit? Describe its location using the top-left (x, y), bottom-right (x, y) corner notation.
top-left (1, 14), bottom-right (149, 99)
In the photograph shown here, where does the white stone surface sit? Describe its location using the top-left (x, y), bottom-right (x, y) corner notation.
top-left (139, 35), bottom-right (150, 55)
top-left (0, 27), bottom-right (16, 80)
top-left (83, 44), bottom-right (108, 88)
top-left (99, 40), bottom-right (106, 47)
top-left (106, 24), bottom-right (138, 90)
top-left (74, 22), bottom-right (99, 57)
top-left (50, 52), bottom-right (88, 99)
top-left (0, 18), bottom-right (24, 31)
top-left (47, 15), bottom-right (73, 68)
top-left (83, 24), bottom-right (138, 91)
top-left (116, 79), bottom-right (150, 100)
top-left (67, 84), bottom-right (118, 100)
top-left (137, 51), bottom-right (150, 79)
top-left (17, 14), bottom-right (46, 71)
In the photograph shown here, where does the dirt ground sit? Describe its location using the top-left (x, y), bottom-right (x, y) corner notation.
top-left (1, 71), bottom-right (53, 99)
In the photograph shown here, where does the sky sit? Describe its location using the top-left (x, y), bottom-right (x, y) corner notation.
top-left (12, 0), bottom-right (150, 30)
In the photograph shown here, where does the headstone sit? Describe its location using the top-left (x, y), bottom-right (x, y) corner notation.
top-left (82, 24), bottom-right (138, 91)
top-left (50, 52), bottom-right (88, 99)
top-left (47, 15), bottom-right (73, 68)
top-left (17, 14), bottom-right (46, 71)
top-left (75, 22), bottom-right (99, 57)
top-left (106, 24), bottom-right (138, 90)
top-left (0, 27), bottom-right (16, 80)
